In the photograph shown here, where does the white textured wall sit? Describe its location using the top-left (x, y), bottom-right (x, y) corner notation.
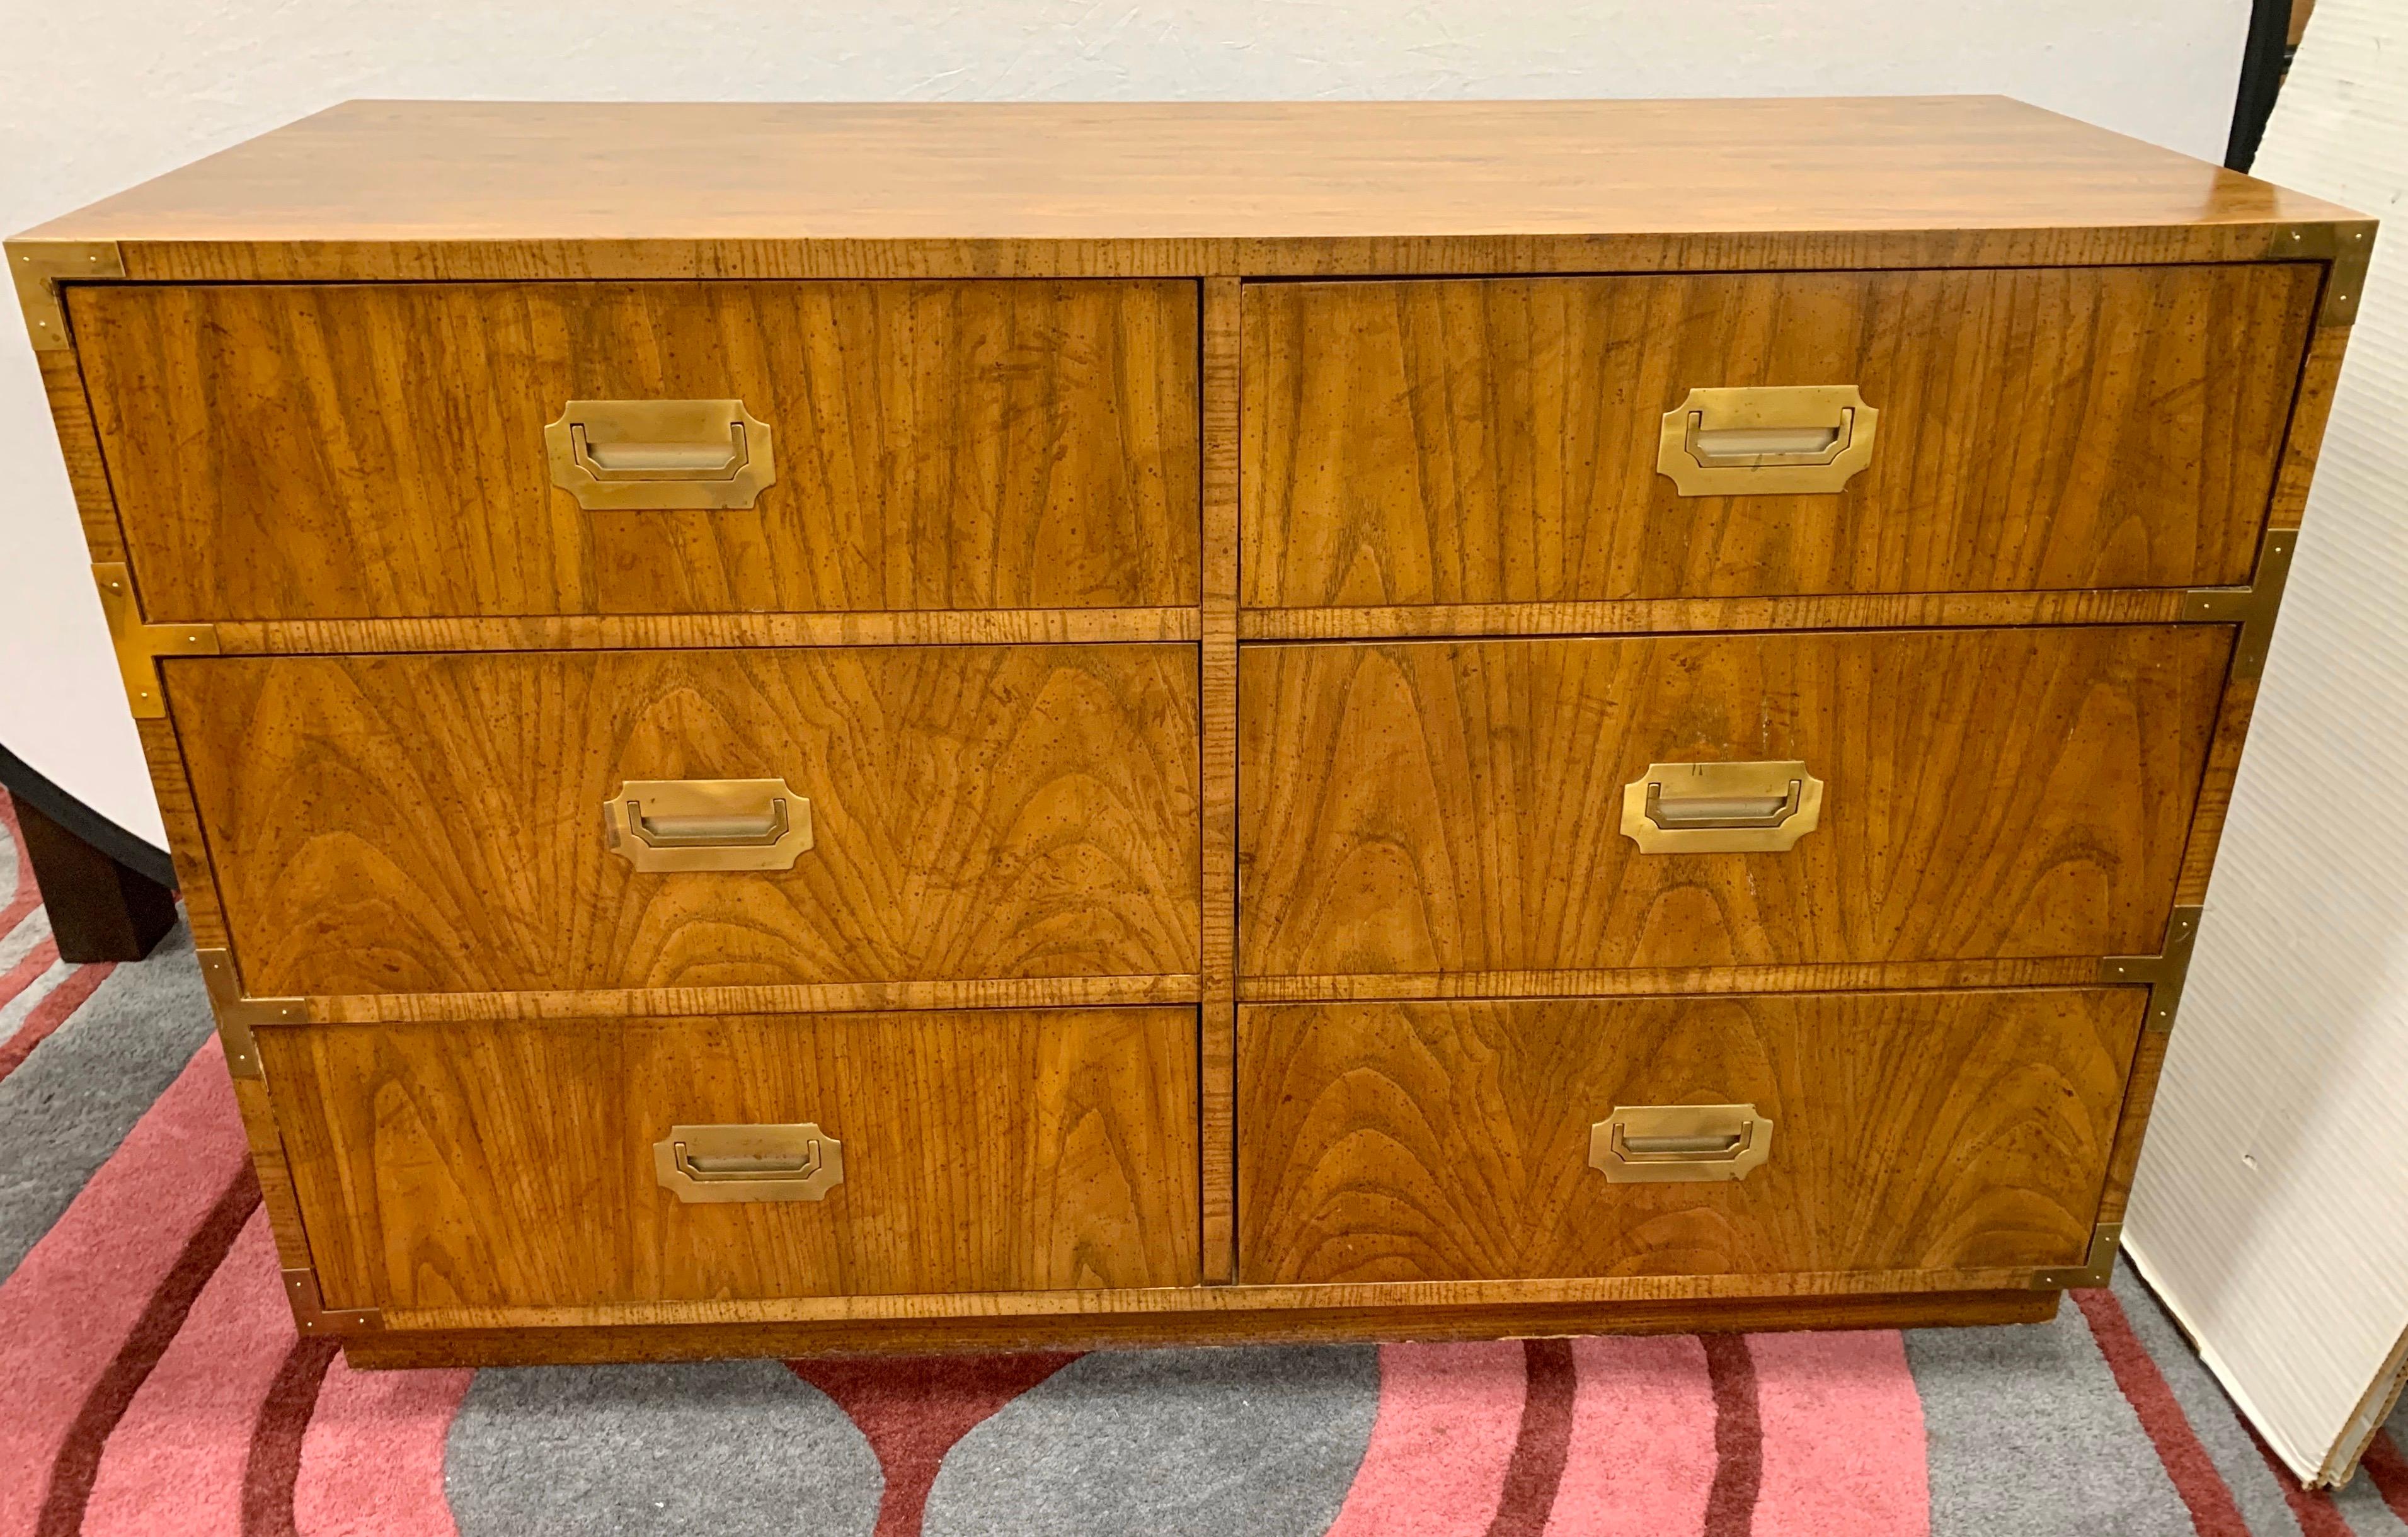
top-left (1, 0), bottom-right (2247, 846)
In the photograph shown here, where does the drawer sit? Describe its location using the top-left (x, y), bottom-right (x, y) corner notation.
top-left (1238, 991), bottom-right (2140, 1285)
top-left (257, 1007), bottom-right (1200, 1309)
top-left (1239, 627), bottom-right (2227, 979)
top-left (168, 644), bottom-right (1200, 996)
top-left (71, 279), bottom-right (1200, 621)
top-left (1241, 266), bottom-right (2318, 607)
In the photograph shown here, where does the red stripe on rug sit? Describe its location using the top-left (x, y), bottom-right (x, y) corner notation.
top-left (1485, 1339), bottom-right (1578, 1537)
top-left (34, 1170), bottom-right (262, 1537)
top-left (0, 1037), bottom-right (255, 1537)
top-left (2245, 1424), bottom-right (2356, 1537)
top-left (1327, 1340), bottom-right (1529, 1537)
top-left (241, 1336), bottom-right (341, 1537)
top-left (788, 1353), bottom-right (1083, 1537)
top-left (1544, 1334), bottom-right (1715, 1537)
top-left (1747, 1330), bottom-right (1928, 1537)
top-left (0, 791), bottom-right (40, 939)
top-left (294, 1356), bottom-right (474, 1537)
top-left (2073, 1287), bottom-right (2253, 1537)
top-left (1702, 1334), bottom-right (1763, 1537)
top-left (0, 935), bottom-right (61, 1012)
top-left (0, 957), bottom-right (115, 1085)
top-left (2361, 1431), bottom-right (2408, 1524)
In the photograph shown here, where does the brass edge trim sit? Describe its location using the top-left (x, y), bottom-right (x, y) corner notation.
top-left (2031, 1221), bottom-right (2124, 1290)
top-left (7, 238), bottom-right (124, 350)
top-left (2098, 905), bottom-right (2203, 1033)
top-left (2273, 220), bottom-right (2378, 328)
top-left (93, 563), bottom-right (218, 717)
top-left (2183, 529), bottom-right (2298, 682)
top-left (282, 1267), bottom-right (382, 1335)
top-left (197, 947), bottom-right (307, 1080)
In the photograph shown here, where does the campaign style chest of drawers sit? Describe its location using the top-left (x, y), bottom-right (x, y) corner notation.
top-left (11, 98), bottom-right (2371, 1366)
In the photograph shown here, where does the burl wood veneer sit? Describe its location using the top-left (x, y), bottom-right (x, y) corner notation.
top-left (9, 96), bottom-right (2371, 1363)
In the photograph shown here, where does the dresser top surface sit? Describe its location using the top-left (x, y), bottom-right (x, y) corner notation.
top-left (15, 96), bottom-right (2359, 249)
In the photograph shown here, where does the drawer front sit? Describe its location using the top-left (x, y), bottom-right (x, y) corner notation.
top-left (1238, 991), bottom-right (2141, 1285)
top-left (1239, 627), bottom-right (2227, 978)
top-left (72, 280), bottom-right (1200, 621)
top-left (169, 644), bottom-right (1200, 996)
top-left (258, 1007), bottom-right (1200, 1309)
top-left (1241, 266), bottom-right (2317, 607)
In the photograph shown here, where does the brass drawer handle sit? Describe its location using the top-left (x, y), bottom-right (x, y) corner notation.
top-left (1591, 1104), bottom-right (1773, 1184)
top-left (1620, 760), bottom-right (1823, 854)
top-left (604, 777), bottom-right (815, 873)
top-left (545, 399), bottom-right (777, 510)
top-left (1657, 385), bottom-right (1878, 496)
top-left (653, 1123), bottom-right (844, 1203)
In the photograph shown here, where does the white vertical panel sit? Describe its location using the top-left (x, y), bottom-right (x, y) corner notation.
top-left (2126, 0), bottom-right (2408, 1486)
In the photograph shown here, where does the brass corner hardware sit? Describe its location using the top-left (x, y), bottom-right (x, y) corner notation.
top-left (2184, 529), bottom-right (2298, 682)
top-left (93, 563), bottom-right (217, 718)
top-left (197, 947), bottom-right (306, 1080)
top-left (1656, 384), bottom-right (1878, 496)
top-left (8, 239), bottom-right (123, 351)
top-left (1590, 1104), bottom-right (1773, 1183)
top-left (2099, 905), bottom-right (2203, 1034)
top-left (282, 1267), bottom-right (382, 1334)
top-left (2273, 221), bottom-right (2378, 328)
top-left (655, 1123), bottom-right (846, 1203)
top-left (2031, 1221), bottom-right (2123, 1291)
top-left (545, 399), bottom-right (777, 510)
top-left (1620, 760), bottom-right (1823, 854)
top-left (604, 777), bottom-right (815, 873)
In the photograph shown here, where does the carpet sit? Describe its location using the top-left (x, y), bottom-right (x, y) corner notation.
top-left (4, 787), bottom-right (2406, 1536)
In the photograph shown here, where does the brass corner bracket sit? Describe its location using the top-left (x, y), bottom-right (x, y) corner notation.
top-left (2271, 220), bottom-right (2378, 328)
top-left (2032, 1221), bottom-right (2123, 1291)
top-left (283, 1267), bottom-right (382, 1335)
top-left (197, 947), bottom-right (306, 1080)
top-left (8, 239), bottom-right (123, 351)
top-left (2184, 529), bottom-right (2298, 682)
top-left (2100, 905), bottom-right (2204, 1034)
top-left (93, 563), bottom-right (217, 717)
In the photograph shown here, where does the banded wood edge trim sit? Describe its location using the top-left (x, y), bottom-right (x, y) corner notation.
top-left (1237, 590), bottom-right (2199, 641)
top-left (103, 221), bottom-right (2365, 285)
top-left (1198, 274), bottom-right (1242, 1284)
top-left (211, 607), bottom-right (1201, 654)
top-left (1237, 959), bottom-right (2106, 1003)
top-left (294, 973), bottom-right (1205, 1023)
top-left (382, 1264), bottom-right (2067, 1333)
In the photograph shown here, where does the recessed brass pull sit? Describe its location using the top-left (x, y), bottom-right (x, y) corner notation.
top-left (545, 399), bottom-right (776, 510)
top-left (1657, 385), bottom-right (1878, 496)
top-left (1621, 760), bottom-right (1823, 853)
top-left (604, 777), bottom-right (815, 873)
top-left (1591, 1104), bottom-right (1773, 1183)
top-left (653, 1123), bottom-right (844, 1203)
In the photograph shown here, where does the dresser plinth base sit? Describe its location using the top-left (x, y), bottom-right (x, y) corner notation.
top-left (341, 1290), bottom-right (2061, 1369)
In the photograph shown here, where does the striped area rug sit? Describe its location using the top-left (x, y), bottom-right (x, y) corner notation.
top-left (4, 789), bottom-right (2407, 1536)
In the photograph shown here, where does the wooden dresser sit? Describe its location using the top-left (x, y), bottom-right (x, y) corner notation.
top-left (9, 98), bottom-right (2371, 1367)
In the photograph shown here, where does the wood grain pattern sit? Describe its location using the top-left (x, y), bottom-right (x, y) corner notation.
top-left (231, 1075), bottom-right (318, 1271)
top-left (13, 99), bottom-right (2365, 286)
top-left (167, 644), bottom-right (1200, 997)
top-left (2176, 674), bottom-right (2262, 906)
top-left (135, 715), bottom-right (229, 951)
top-left (35, 348), bottom-right (124, 562)
top-left (346, 1291), bottom-right (2059, 1367)
top-left (1237, 991), bottom-right (2142, 1285)
top-left (71, 279), bottom-right (1199, 622)
top-left (302, 973), bottom-right (1201, 1024)
top-left (2268, 321), bottom-right (2358, 530)
top-left (1242, 267), bottom-right (2319, 609)
top-left (1238, 957), bottom-right (2103, 1003)
top-left (1200, 275), bottom-right (1241, 1283)
top-left (1239, 629), bottom-right (2231, 978)
top-left (257, 1007), bottom-right (1201, 1310)
top-left (1237, 591), bottom-right (2198, 642)
top-left (2094, 1020), bottom-right (2175, 1231)
top-left (214, 609), bottom-right (1199, 656)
